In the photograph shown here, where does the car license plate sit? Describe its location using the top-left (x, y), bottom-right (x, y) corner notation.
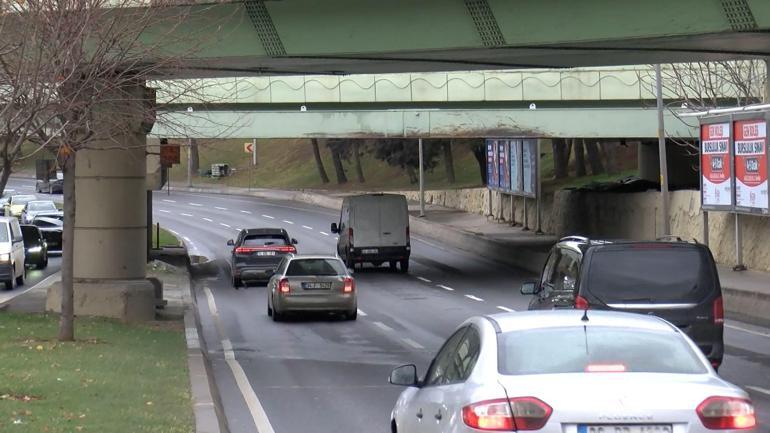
top-left (256, 251), bottom-right (275, 256)
top-left (302, 282), bottom-right (332, 290)
top-left (579, 425), bottom-right (672, 433)
top-left (361, 248), bottom-right (379, 254)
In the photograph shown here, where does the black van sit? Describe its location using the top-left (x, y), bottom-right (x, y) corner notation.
top-left (521, 236), bottom-right (724, 369)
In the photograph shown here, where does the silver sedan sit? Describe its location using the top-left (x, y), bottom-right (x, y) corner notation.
top-left (389, 310), bottom-right (755, 433)
top-left (267, 255), bottom-right (357, 321)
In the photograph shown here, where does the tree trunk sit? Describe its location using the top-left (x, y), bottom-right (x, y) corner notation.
top-left (600, 140), bottom-right (619, 175)
top-left (311, 139), bottom-right (329, 184)
top-left (59, 154), bottom-right (76, 342)
top-left (585, 140), bottom-right (605, 175)
top-left (575, 139), bottom-right (587, 177)
top-left (0, 159), bottom-right (13, 196)
top-left (442, 140), bottom-right (456, 184)
top-left (552, 138), bottom-right (569, 179)
top-left (352, 140), bottom-right (365, 183)
top-left (471, 143), bottom-right (487, 184)
top-left (190, 138), bottom-right (199, 172)
top-left (406, 165), bottom-right (418, 184)
top-left (329, 144), bottom-right (347, 184)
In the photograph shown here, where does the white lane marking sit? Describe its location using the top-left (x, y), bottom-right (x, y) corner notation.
top-left (437, 284), bottom-right (454, 291)
top-left (373, 321), bottom-right (393, 332)
top-left (168, 229), bottom-right (179, 235)
top-left (357, 309), bottom-right (367, 317)
top-left (496, 306), bottom-right (515, 312)
top-left (215, 207), bottom-right (228, 211)
top-left (234, 228), bottom-right (241, 232)
top-left (320, 231), bottom-right (330, 236)
top-left (203, 287), bottom-right (276, 433)
top-left (240, 210), bottom-right (252, 214)
top-left (282, 220), bottom-right (294, 225)
top-left (189, 202), bottom-right (203, 207)
top-left (183, 236), bottom-right (192, 242)
top-left (159, 210), bottom-right (171, 213)
top-left (401, 338), bottom-right (425, 350)
top-left (262, 214), bottom-right (275, 219)
top-left (726, 324), bottom-right (770, 339)
top-left (181, 213), bottom-right (193, 217)
top-left (202, 218), bottom-right (213, 222)
top-left (163, 199), bottom-right (176, 203)
top-left (747, 386), bottom-right (770, 396)
top-left (220, 223), bottom-right (231, 228)
top-left (416, 277), bottom-right (432, 283)
top-left (302, 225), bottom-right (313, 230)
top-left (465, 294), bottom-right (484, 302)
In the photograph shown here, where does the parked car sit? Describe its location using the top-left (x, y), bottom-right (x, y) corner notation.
top-left (21, 200), bottom-right (61, 224)
top-left (7, 194), bottom-right (37, 218)
top-left (35, 171), bottom-right (64, 194)
top-left (267, 255), bottom-right (356, 321)
top-left (0, 216), bottom-right (26, 289)
top-left (521, 236), bottom-right (725, 369)
top-left (331, 193), bottom-right (410, 272)
top-left (32, 216), bottom-right (62, 252)
top-left (227, 228), bottom-right (298, 288)
top-left (0, 189), bottom-right (16, 215)
top-left (20, 224), bottom-right (48, 269)
top-left (389, 310), bottom-right (755, 433)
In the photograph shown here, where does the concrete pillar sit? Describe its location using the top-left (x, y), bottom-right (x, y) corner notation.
top-left (47, 84), bottom-right (155, 321)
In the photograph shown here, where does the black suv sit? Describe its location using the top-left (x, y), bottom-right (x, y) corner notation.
top-left (521, 236), bottom-right (724, 369)
top-left (228, 228), bottom-right (298, 288)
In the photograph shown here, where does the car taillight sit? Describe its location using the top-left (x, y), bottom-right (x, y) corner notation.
top-left (234, 247), bottom-right (252, 254)
top-left (462, 397), bottom-right (552, 431)
top-left (697, 396), bottom-right (755, 430)
top-left (348, 227), bottom-right (354, 246)
top-left (343, 277), bottom-right (355, 293)
top-left (276, 245), bottom-right (296, 253)
top-left (713, 296), bottom-right (724, 325)
top-left (278, 278), bottom-right (290, 294)
top-left (575, 295), bottom-right (590, 309)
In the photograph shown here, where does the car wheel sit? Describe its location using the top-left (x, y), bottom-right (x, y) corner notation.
top-left (16, 267), bottom-right (25, 286)
top-left (272, 310), bottom-right (283, 322)
top-left (399, 259), bottom-right (409, 273)
top-left (5, 267), bottom-right (15, 290)
top-left (232, 276), bottom-right (241, 289)
top-left (38, 254), bottom-right (48, 270)
top-left (267, 303), bottom-right (273, 317)
top-left (345, 309), bottom-right (357, 321)
top-left (389, 260), bottom-right (397, 271)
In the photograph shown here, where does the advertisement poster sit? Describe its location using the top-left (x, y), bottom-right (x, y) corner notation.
top-left (700, 122), bottom-right (732, 210)
top-left (522, 139), bottom-right (538, 198)
top-left (486, 140), bottom-right (497, 189)
top-left (510, 140), bottom-right (523, 193)
top-left (498, 140), bottom-right (510, 191)
top-left (734, 119), bottom-right (769, 213)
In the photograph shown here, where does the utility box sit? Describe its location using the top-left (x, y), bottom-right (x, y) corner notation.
top-left (211, 163), bottom-right (230, 178)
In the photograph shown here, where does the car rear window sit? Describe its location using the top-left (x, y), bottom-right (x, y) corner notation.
top-left (286, 259), bottom-right (346, 276)
top-left (498, 326), bottom-right (706, 375)
top-left (585, 245), bottom-right (715, 303)
top-left (242, 234), bottom-right (288, 247)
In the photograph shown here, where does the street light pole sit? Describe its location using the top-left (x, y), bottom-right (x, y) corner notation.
top-left (655, 64), bottom-right (671, 236)
top-left (418, 138), bottom-right (425, 217)
top-left (186, 138), bottom-right (193, 188)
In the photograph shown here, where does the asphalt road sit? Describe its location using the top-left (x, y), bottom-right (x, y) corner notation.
top-left (151, 189), bottom-right (770, 433)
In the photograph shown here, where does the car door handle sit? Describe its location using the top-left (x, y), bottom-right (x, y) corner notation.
top-left (434, 410), bottom-right (442, 421)
top-left (416, 409), bottom-right (423, 419)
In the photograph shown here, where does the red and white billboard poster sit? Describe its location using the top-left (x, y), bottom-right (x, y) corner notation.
top-left (734, 119), bottom-right (769, 212)
top-left (701, 122), bottom-right (732, 209)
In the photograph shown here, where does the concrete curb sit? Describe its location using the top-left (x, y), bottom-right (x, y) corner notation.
top-left (722, 287), bottom-right (770, 328)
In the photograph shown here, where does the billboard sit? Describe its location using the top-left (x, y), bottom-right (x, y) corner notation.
top-left (510, 140), bottom-right (523, 193)
top-left (734, 119), bottom-right (769, 214)
top-left (486, 140), bottom-right (498, 189)
top-left (498, 140), bottom-right (510, 191)
top-left (700, 122), bottom-right (732, 210)
top-left (522, 139), bottom-right (538, 198)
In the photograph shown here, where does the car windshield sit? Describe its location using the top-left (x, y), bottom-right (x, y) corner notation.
top-left (242, 234), bottom-right (288, 247)
top-left (585, 245), bottom-right (713, 303)
top-left (286, 259), bottom-right (346, 276)
top-left (0, 222), bottom-right (8, 242)
top-left (28, 201), bottom-right (57, 212)
top-left (12, 195), bottom-right (36, 205)
top-left (498, 326), bottom-right (707, 375)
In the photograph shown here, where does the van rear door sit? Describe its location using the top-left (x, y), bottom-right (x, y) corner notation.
top-left (350, 196), bottom-right (381, 248)
top-left (379, 195), bottom-right (408, 247)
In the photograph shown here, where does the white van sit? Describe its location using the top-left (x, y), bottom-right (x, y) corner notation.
top-left (331, 194), bottom-right (411, 272)
top-left (0, 216), bottom-right (26, 289)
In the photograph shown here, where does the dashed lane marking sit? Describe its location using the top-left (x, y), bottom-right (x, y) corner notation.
top-left (357, 309), bottom-right (367, 317)
top-left (262, 214), bottom-right (275, 219)
top-left (240, 210), bottom-right (252, 214)
top-left (726, 324), bottom-right (770, 338)
top-left (372, 321), bottom-right (393, 332)
top-left (189, 203), bottom-right (203, 207)
top-left (181, 213), bottom-right (193, 217)
top-left (159, 210), bottom-right (171, 213)
top-left (163, 199), bottom-right (176, 203)
top-left (747, 386), bottom-right (770, 396)
top-left (220, 223), bottom-right (231, 228)
top-left (215, 207), bottom-right (228, 210)
top-left (416, 277), bottom-right (432, 283)
top-left (437, 284), bottom-right (454, 291)
top-left (496, 306), bottom-right (515, 312)
top-left (401, 338), bottom-right (425, 350)
top-left (282, 220), bottom-right (294, 225)
top-left (320, 231), bottom-right (330, 236)
top-left (302, 225), bottom-right (313, 230)
top-left (202, 218), bottom-right (213, 222)
top-left (465, 294), bottom-right (484, 302)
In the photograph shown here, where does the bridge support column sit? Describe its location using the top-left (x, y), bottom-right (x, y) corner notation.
top-left (47, 84), bottom-right (155, 322)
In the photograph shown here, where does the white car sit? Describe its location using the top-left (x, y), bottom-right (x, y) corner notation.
top-left (0, 216), bottom-right (26, 289)
top-left (389, 310), bottom-right (755, 433)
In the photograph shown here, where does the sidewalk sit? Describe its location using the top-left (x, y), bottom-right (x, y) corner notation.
top-left (170, 183), bottom-right (770, 326)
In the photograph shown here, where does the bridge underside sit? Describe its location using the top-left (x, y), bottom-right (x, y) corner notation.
top-left (154, 107), bottom-right (697, 139)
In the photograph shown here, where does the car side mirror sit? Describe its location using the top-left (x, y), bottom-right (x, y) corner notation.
top-left (226, 239), bottom-right (234, 246)
top-left (291, 238), bottom-right (298, 245)
top-left (389, 364), bottom-right (419, 387)
top-left (330, 223), bottom-right (338, 234)
top-left (520, 281), bottom-right (539, 295)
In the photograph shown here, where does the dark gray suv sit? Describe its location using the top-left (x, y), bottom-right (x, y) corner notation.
top-left (521, 236), bottom-right (725, 369)
top-left (228, 228), bottom-right (298, 288)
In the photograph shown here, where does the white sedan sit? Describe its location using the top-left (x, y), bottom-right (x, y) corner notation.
top-left (389, 310), bottom-right (755, 433)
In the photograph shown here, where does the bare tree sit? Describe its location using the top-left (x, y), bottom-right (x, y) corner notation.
top-left (311, 138), bottom-right (329, 184)
top-left (574, 139), bottom-right (586, 177)
top-left (1, 0), bottom-right (218, 340)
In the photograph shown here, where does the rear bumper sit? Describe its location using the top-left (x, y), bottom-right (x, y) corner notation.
top-left (274, 293), bottom-right (356, 313)
top-left (350, 246), bottom-right (410, 263)
top-left (233, 264), bottom-right (277, 282)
